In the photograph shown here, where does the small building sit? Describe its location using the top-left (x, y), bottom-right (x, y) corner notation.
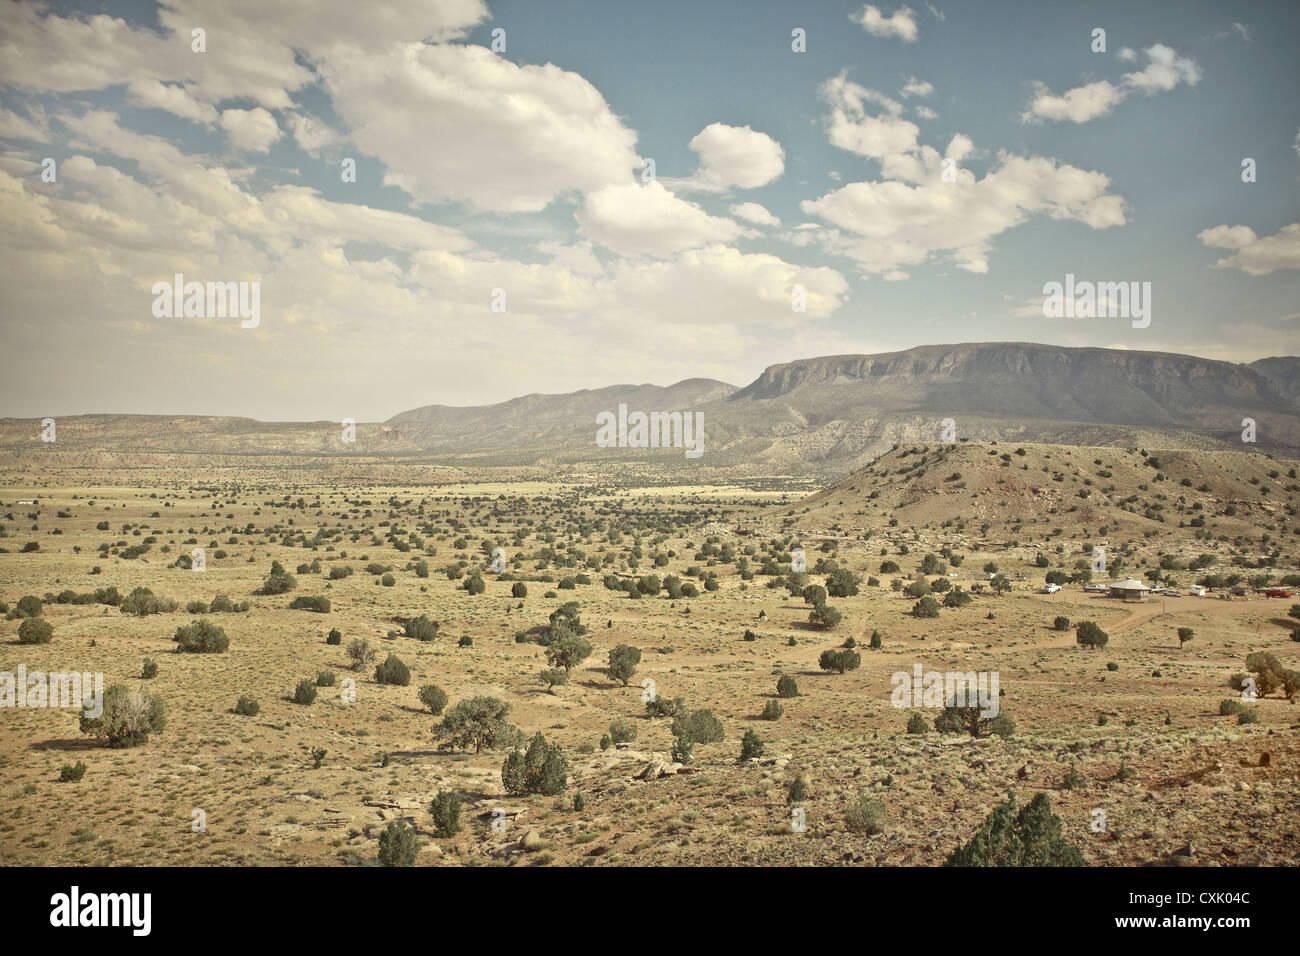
top-left (1188, 585), bottom-right (1206, 597)
top-left (1108, 578), bottom-right (1151, 602)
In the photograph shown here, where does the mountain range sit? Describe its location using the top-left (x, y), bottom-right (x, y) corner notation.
top-left (4, 343), bottom-right (1298, 477)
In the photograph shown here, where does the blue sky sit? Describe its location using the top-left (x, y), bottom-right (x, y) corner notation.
top-left (0, 0), bottom-right (1297, 420)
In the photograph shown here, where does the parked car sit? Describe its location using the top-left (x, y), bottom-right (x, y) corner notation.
top-left (1263, 588), bottom-right (1294, 598)
top-left (1039, 583), bottom-right (1061, 594)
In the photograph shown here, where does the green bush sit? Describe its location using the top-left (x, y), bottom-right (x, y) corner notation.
top-left (501, 732), bottom-right (569, 796)
top-left (141, 658), bottom-right (158, 679)
top-left (906, 711), bottom-right (929, 734)
top-left (945, 792), bottom-right (1084, 867)
top-left (288, 595), bottom-right (330, 613)
top-left (762, 700), bottom-right (784, 720)
top-left (60, 761), bottom-right (87, 782)
top-left (609, 718), bottom-right (637, 744)
top-left (911, 596), bottom-right (940, 618)
top-left (418, 684), bottom-right (449, 714)
top-left (607, 644), bottom-right (641, 686)
top-left (405, 615), bottom-right (439, 642)
top-left (326, 628), bottom-right (342, 645)
top-left (17, 617), bottom-right (53, 645)
top-left (374, 653), bottom-right (411, 686)
top-left (316, 670), bottom-right (336, 687)
top-left (437, 696), bottom-right (515, 754)
top-left (377, 820), bottom-right (418, 867)
top-left (818, 648), bottom-right (860, 674)
top-left (786, 775), bottom-right (808, 804)
top-left (293, 679), bottom-right (318, 705)
top-left (511, 582), bottom-right (528, 598)
top-left (235, 695), bottom-right (259, 716)
top-left (844, 791), bottom-right (886, 834)
top-left (1053, 616), bottom-right (1070, 631)
top-left (1075, 620), bottom-right (1109, 649)
top-left (173, 619), bottom-right (228, 653)
top-left (430, 790), bottom-right (462, 837)
top-left (739, 728), bottom-right (764, 762)
top-left (776, 673), bottom-right (799, 698)
top-left (80, 684), bottom-right (166, 747)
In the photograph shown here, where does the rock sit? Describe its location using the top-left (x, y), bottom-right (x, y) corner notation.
top-left (519, 829), bottom-right (545, 852)
top-left (639, 761), bottom-right (667, 780)
top-left (1172, 843), bottom-right (1195, 857)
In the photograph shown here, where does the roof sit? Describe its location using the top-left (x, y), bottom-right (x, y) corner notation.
top-left (1109, 578), bottom-right (1151, 590)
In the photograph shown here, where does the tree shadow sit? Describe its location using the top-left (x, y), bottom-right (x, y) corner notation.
top-left (29, 737), bottom-right (100, 752)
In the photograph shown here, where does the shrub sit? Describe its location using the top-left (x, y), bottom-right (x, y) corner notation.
top-left (809, 602), bottom-right (843, 629)
top-left (762, 700), bottom-right (784, 720)
top-left (607, 644), bottom-right (641, 686)
top-left (141, 658), bottom-right (158, 679)
top-left (1177, 627), bottom-right (1194, 648)
top-left (538, 668), bottom-right (569, 693)
top-left (438, 696), bottom-right (515, 754)
top-left (80, 684), bottom-right (166, 747)
top-left (346, 637), bottom-right (376, 670)
top-left (776, 673), bottom-right (799, 698)
top-left (1053, 616), bottom-right (1070, 631)
top-left (293, 679), bottom-right (317, 705)
top-left (512, 582), bottom-right (528, 598)
top-left (1237, 708), bottom-right (1260, 725)
top-left (377, 820), bottom-right (418, 867)
top-left (912, 596), bottom-right (940, 618)
top-left (1075, 621), bottom-right (1109, 649)
top-left (869, 630), bottom-right (882, 649)
top-left (261, 561), bottom-right (296, 595)
top-left (288, 595), bottom-right (330, 613)
top-left (17, 617), bottom-right (53, 645)
top-left (462, 573), bottom-right (485, 595)
top-left (935, 703), bottom-right (1015, 739)
top-left (844, 792), bottom-right (886, 834)
top-left (326, 628), bottom-right (342, 645)
top-left (234, 695), bottom-right (259, 716)
top-left (120, 587), bottom-right (170, 616)
top-left (818, 648), bottom-right (860, 674)
top-left (418, 684), bottom-right (449, 715)
top-left (739, 728), bottom-right (764, 762)
top-left (174, 619), bottom-right (229, 653)
top-left (501, 732), bottom-right (568, 796)
top-left (609, 718), bottom-right (637, 744)
top-left (906, 711), bottom-right (929, 734)
top-left (945, 792), bottom-right (1084, 867)
top-left (374, 653), bottom-right (411, 686)
top-left (669, 708), bottom-right (724, 763)
top-left (786, 775), bottom-right (809, 804)
top-left (430, 790), bottom-right (462, 837)
top-left (316, 670), bottom-right (336, 687)
top-left (646, 696), bottom-right (684, 718)
top-left (15, 595), bottom-right (43, 618)
top-left (60, 761), bottom-right (87, 783)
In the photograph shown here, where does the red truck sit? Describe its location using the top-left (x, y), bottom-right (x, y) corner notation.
top-left (1263, 589), bottom-right (1294, 598)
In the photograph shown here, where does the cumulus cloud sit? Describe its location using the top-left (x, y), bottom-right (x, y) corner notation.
top-left (220, 108), bottom-right (282, 153)
top-left (900, 77), bottom-right (934, 98)
top-left (1198, 223), bottom-right (1300, 276)
top-left (320, 43), bottom-right (640, 212)
top-left (730, 202), bottom-right (781, 226)
top-left (576, 181), bottom-right (748, 258)
top-left (849, 5), bottom-right (919, 42)
top-left (1023, 44), bottom-right (1199, 124)
top-left (679, 123), bottom-right (785, 191)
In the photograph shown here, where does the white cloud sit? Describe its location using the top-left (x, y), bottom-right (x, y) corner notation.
top-left (681, 123), bottom-right (785, 191)
top-left (1023, 44), bottom-right (1199, 124)
top-left (1199, 223), bottom-right (1300, 276)
top-left (1117, 47), bottom-right (1137, 62)
top-left (1022, 80), bottom-right (1125, 124)
top-left (576, 181), bottom-right (747, 258)
top-left (1122, 43), bottom-right (1201, 94)
top-left (287, 112), bottom-right (340, 155)
top-left (803, 152), bottom-right (1125, 276)
top-left (320, 43), bottom-right (640, 212)
top-left (730, 202), bottom-right (781, 227)
top-left (125, 80), bottom-right (218, 125)
top-left (913, 105), bottom-right (937, 120)
top-left (0, 104), bottom-right (48, 141)
top-left (900, 77), bottom-right (934, 98)
top-left (220, 108), bottom-right (282, 153)
top-left (849, 5), bottom-right (919, 42)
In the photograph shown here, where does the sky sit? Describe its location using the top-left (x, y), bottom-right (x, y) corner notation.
top-left (0, 0), bottom-right (1297, 422)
